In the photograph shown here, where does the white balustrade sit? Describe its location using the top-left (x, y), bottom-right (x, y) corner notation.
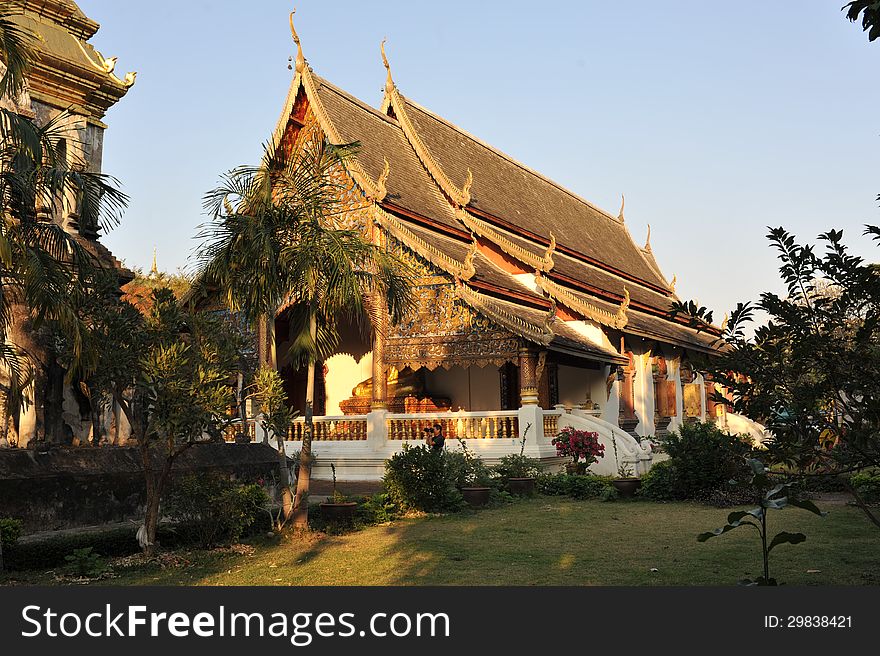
top-left (288, 415), bottom-right (368, 441)
top-left (386, 411), bottom-right (519, 441)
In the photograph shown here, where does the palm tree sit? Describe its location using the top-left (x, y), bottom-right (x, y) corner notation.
top-left (1, 7), bottom-right (128, 442)
top-left (196, 137), bottom-right (413, 529)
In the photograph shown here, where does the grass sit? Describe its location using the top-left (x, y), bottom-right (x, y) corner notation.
top-left (3, 498), bottom-right (878, 586)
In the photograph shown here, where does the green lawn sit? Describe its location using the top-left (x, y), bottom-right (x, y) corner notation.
top-left (4, 498), bottom-right (878, 586)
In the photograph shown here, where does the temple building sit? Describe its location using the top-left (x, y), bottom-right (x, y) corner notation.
top-left (1, 0), bottom-right (135, 445)
top-left (250, 17), bottom-right (764, 478)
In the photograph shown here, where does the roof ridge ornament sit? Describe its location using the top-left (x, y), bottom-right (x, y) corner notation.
top-left (381, 38), bottom-right (395, 94)
top-left (670, 274), bottom-right (677, 293)
top-left (542, 231), bottom-right (556, 270)
top-left (376, 157), bottom-right (390, 200)
top-left (290, 8), bottom-right (305, 73)
top-left (462, 168), bottom-right (473, 205)
top-left (644, 224), bottom-right (652, 252)
top-left (461, 237), bottom-right (478, 281)
top-left (616, 286), bottom-right (630, 328)
top-left (618, 194), bottom-right (625, 222)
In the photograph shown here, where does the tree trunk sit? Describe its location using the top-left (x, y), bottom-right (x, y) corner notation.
top-left (292, 311), bottom-right (317, 530)
top-left (276, 430), bottom-right (293, 522)
top-left (139, 442), bottom-right (176, 558)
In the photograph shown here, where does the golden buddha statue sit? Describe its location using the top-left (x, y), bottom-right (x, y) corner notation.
top-left (352, 366), bottom-right (425, 399)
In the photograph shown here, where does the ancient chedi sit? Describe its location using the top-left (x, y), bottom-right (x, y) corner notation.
top-left (0, 0), bottom-right (135, 446)
top-left (262, 14), bottom-right (724, 441)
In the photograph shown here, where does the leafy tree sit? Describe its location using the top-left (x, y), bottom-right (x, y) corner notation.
top-left (195, 137), bottom-right (414, 530)
top-left (63, 284), bottom-right (248, 555)
top-left (843, 1), bottom-right (880, 41)
top-left (671, 226), bottom-right (880, 526)
top-left (1, 7), bottom-right (127, 443)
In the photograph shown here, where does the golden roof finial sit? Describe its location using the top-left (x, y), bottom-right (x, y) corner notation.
top-left (381, 38), bottom-right (395, 94)
top-left (644, 224), bottom-right (652, 252)
top-left (149, 247), bottom-right (158, 279)
top-left (290, 8), bottom-right (305, 73)
top-left (721, 312), bottom-right (729, 331)
top-left (543, 299), bottom-right (558, 332)
top-left (618, 194), bottom-right (625, 222)
top-left (670, 274), bottom-right (677, 293)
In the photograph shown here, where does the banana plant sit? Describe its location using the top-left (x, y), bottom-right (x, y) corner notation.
top-left (698, 459), bottom-right (827, 585)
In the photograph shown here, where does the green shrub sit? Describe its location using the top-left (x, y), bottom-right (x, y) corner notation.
top-left (164, 474), bottom-right (268, 548)
top-left (357, 493), bottom-right (399, 524)
top-left (639, 460), bottom-right (677, 501)
top-left (655, 422), bottom-right (753, 500)
top-left (493, 454), bottom-right (541, 485)
top-left (383, 444), bottom-right (464, 513)
top-left (536, 473), bottom-right (615, 499)
top-left (851, 472), bottom-right (880, 503)
top-left (0, 518), bottom-right (23, 550)
top-left (64, 547), bottom-right (109, 578)
top-left (444, 448), bottom-right (495, 489)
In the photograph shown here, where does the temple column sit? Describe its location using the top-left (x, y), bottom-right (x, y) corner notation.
top-left (370, 291), bottom-right (388, 411)
top-left (518, 347), bottom-right (539, 406)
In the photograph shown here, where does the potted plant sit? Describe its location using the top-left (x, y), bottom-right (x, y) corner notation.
top-left (496, 427), bottom-right (541, 495)
top-left (455, 440), bottom-right (493, 507)
top-left (552, 426), bottom-right (605, 475)
top-left (319, 464), bottom-right (357, 523)
top-left (610, 434), bottom-right (641, 497)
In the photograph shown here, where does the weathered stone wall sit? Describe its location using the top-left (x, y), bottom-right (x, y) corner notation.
top-left (0, 444), bottom-right (280, 534)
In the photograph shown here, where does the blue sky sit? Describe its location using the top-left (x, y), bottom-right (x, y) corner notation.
top-left (77, 0), bottom-right (879, 318)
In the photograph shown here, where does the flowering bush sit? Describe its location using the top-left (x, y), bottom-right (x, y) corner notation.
top-left (552, 427), bottom-right (605, 468)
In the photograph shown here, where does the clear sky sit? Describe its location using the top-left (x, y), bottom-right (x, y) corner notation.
top-left (76, 0), bottom-right (879, 318)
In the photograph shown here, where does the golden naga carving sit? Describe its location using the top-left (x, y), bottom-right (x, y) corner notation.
top-left (616, 286), bottom-right (631, 328)
top-left (461, 237), bottom-right (478, 281)
top-left (455, 280), bottom-right (554, 345)
top-left (542, 231), bottom-right (557, 270)
top-left (373, 204), bottom-right (475, 281)
top-left (618, 194), bottom-right (625, 222)
top-left (535, 271), bottom-right (630, 330)
top-left (455, 209), bottom-right (553, 273)
top-left (381, 41), bottom-right (472, 208)
top-left (644, 224), bottom-right (652, 252)
top-left (670, 274), bottom-right (677, 293)
top-left (536, 350), bottom-right (548, 382)
top-left (462, 168), bottom-right (474, 206)
top-left (543, 298), bottom-right (558, 333)
top-left (376, 157), bottom-right (390, 200)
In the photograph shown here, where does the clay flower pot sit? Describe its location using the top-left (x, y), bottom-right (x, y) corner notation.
top-left (460, 487), bottom-right (491, 507)
top-left (319, 501), bottom-right (357, 523)
top-left (612, 479), bottom-right (641, 498)
top-left (507, 477), bottom-right (536, 496)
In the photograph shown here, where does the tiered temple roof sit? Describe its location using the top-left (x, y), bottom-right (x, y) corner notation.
top-left (271, 18), bottom-right (720, 366)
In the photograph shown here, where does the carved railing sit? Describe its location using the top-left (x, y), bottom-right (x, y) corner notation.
top-left (542, 410), bottom-right (562, 439)
top-left (288, 416), bottom-right (368, 441)
top-left (387, 411), bottom-right (519, 441)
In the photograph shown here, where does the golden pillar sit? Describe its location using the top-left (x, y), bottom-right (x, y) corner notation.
top-left (518, 347), bottom-right (539, 406)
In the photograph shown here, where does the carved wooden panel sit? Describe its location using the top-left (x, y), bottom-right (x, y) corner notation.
top-left (683, 383), bottom-right (702, 418)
